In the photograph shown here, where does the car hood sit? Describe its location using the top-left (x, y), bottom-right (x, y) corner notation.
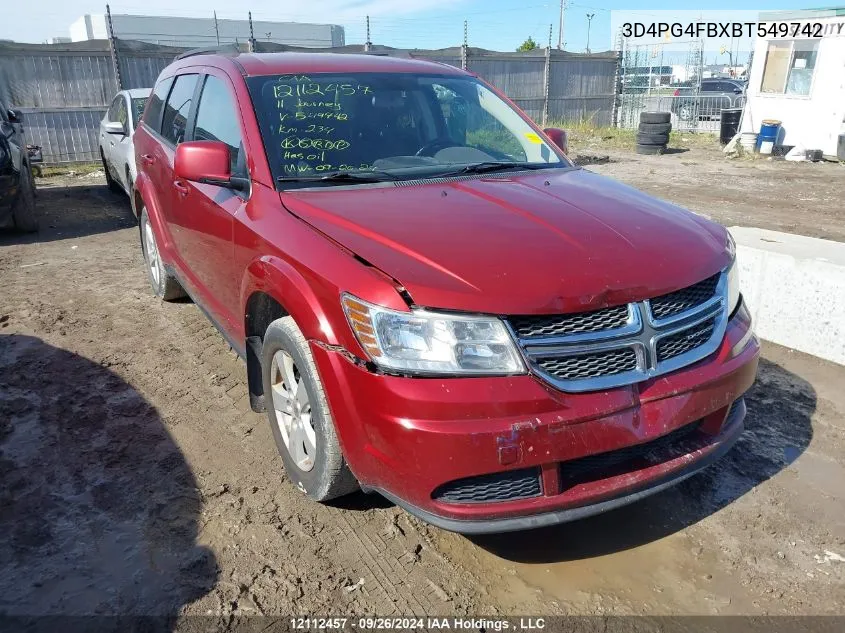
top-left (280, 168), bottom-right (730, 314)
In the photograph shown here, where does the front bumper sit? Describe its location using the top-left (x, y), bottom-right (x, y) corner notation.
top-left (311, 303), bottom-right (759, 533)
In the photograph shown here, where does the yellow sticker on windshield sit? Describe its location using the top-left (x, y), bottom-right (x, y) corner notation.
top-left (524, 132), bottom-right (543, 144)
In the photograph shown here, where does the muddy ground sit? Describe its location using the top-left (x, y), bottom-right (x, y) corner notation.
top-left (1, 149), bottom-right (844, 622)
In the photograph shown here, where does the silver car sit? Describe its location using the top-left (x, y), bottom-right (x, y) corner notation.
top-left (99, 88), bottom-right (151, 215)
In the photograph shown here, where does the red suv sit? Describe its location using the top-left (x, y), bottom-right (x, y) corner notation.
top-left (134, 51), bottom-right (759, 533)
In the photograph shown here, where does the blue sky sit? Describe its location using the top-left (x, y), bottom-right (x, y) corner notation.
top-left (4, 0), bottom-right (824, 51)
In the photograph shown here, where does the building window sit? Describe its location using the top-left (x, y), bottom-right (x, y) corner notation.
top-left (760, 39), bottom-right (819, 96)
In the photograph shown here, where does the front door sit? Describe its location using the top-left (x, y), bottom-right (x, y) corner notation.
top-left (176, 72), bottom-right (247, 331)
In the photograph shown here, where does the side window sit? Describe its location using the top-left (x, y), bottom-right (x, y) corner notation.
top-left (701, 82), bottom-right (717, 92)
top-left (107, 96), bottom-right (122, 122)
top-left (162, 74), bottom-right (198, 145)
top-left (144, 76), bottom-right (173, 132)
top-left (193, 75), bottom-right (245, 175)
top-left (115, 97), bottom-right (128, 128)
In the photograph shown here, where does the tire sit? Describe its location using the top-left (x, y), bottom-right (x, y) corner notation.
top-left (638, 122), bottom-right (672, 135)
top-left (262, 316), bottom-right (358, 502)
top-left (11, 161), bottom-right (38, 232)
top-left (639, 111), bottom-right (671, 124)
top-left (101, 150), bottom-right (122, 193)
top-left (677, 103), bottom-right (695, 122)
top-left (635, 143), bottom-right (666, 156)
top-left (139, 206), bottom-right (185, 301)
top-left (636, 132), bottom-right (670, 146)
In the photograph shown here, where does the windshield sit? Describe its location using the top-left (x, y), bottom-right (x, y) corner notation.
top-left (246, 72), bottom-right (568, 186)
top-left (131, 97), bottom-right (148, 128)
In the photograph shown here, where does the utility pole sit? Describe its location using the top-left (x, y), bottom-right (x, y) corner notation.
top-left (543, 23), bottom-right (552, 126)
top-left (364, 15), bottom-right (371, 52)
top-left (585, 13), bottom-right (595, 53)
top-left (214, 10), bottom-right (220, 46)
top-left (557, 0), bottom-right (566, 50)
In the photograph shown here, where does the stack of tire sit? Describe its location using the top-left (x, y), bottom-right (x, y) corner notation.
top-left (636, 112), bottom-right (671, 155)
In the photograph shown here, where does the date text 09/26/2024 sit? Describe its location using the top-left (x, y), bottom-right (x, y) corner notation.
top-left (289, 617), bottom-right (547, 631)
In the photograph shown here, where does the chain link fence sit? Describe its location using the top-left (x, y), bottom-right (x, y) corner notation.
top-left (0, 29), bottom-right (619, 164)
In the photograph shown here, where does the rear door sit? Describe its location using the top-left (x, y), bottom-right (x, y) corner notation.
top-left (157, 73), bottom-right (200, 261)
top-left (175, 71), bottom-right (248, 328)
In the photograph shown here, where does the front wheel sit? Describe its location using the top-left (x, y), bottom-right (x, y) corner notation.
top-left (101, 150), bottom-right (121, 193)
top-left (261, 317), bottom-right (358, 502)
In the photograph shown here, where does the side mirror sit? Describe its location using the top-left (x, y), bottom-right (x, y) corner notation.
top-left (733, 87), bottom-right (743, 94)
top-left (174, 141), bottom-right (248, 191)
top-left (543, 127), bottom-right (569, 154)
top-left (104, 121), bottom-right (126, 136)
top-left (7, 109), bottom-right (22, 124)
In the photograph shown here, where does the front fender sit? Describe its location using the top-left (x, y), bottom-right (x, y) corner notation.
top-left (240, 255), bottom-right (346, 347)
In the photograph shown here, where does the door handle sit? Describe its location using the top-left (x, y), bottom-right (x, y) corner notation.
top-left (173, 180), bottom-right (190, 197)
top-left (140, 154), bottom-right (155, 166)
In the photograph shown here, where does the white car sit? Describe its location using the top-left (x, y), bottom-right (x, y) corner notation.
top-left (99, 88), bottom-right (151, 215)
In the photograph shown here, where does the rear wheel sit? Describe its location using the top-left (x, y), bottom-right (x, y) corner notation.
top-left (261, 316), bottom-right (358, 502)
top-left (139, 206), bottom-right (185, 301)
top-left (11, 162), bottom-right (38, 232)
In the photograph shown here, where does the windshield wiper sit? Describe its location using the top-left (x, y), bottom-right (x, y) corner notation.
top-left (436, 162), bottom-right (553, 177)
top-left (277, 170), bottom-right (397, 184)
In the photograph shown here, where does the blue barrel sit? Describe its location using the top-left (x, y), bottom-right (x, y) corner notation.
top-left (757, 119), bottom-right (781, 154)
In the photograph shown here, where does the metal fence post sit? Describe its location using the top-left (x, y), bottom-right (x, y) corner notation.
top-left (248, 11), bottom-right (256, 53)
top-left (542, 28), bottom-right (552, 127)
top-left (461, 20), bottom-right (468, 70)
top-left (106, 4), bottom-right (123, 91)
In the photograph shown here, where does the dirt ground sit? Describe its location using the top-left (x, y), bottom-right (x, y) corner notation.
top-left (1, 150), bottom-right (844, 622)
top-left (581, 145), bottom-right (845, 243)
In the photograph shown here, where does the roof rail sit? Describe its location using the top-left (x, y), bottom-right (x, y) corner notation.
top-left (175, 44), bottom-right (240, 61)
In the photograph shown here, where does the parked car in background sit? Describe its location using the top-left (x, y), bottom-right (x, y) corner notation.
top-left (671, 78), bottom-right (746, 121)
top-left (99, 88), bottom-right (151, 215)
top-left (0, 105), bottom-right (37, 232)
top-left (134, 51), bottom-right (759, 534)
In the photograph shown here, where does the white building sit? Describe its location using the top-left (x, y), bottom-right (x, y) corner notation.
top-left (69, 13), bottom-right (345, 49)
top-left (741, 8), bottom-right (845, 158)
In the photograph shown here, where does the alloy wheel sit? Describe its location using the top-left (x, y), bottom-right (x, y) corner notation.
top-left (270, 350), bottom-right (316, 472)
top-left (143, 220), bottom-right (160, 286)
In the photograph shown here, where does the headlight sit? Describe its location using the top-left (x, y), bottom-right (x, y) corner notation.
top-left (726, 233), bottom-right (740, 314)
top-left (341, 294), bottom-right (526, 375)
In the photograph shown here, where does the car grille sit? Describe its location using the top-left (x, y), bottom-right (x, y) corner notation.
top-left (656, 317), bottom-right (717, 362)
top-left (648, 274), bottom-right (720, 321)
top-left (509, 304), bottom-right (630, 339)
top-left (507, 271), bottom-right (727, 392)
top-left (537, 348), bottom-right (638, 381)
top-left (559, 420), bottom-right (704, 490)
top-left (432, 467), bottom-right (542, 504)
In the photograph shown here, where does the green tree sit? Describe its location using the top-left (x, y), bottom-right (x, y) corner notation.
top-left (516, 36), bottom-right (539, 52)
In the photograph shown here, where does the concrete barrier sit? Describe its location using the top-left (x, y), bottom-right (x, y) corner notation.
top-left (730, 226), bottom-right (845, 366)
